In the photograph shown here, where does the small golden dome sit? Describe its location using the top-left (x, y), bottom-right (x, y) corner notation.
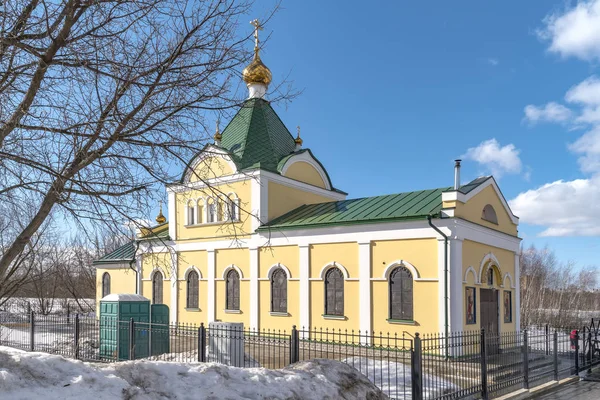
top-left (156, 201), bottom-right (166, 224)
top-left (295, 125), bottom-right (303, 146)
top-left (242, 51), bottom-right (272, 86)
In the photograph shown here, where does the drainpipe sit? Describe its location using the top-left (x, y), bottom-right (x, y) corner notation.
top-left (428, 214), bottom-right (449, 359)
top-left (128, 240), bottom-right (141, 294)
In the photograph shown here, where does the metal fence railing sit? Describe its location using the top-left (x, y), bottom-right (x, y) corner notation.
top-left (2, 311), bottom-right (600, 400)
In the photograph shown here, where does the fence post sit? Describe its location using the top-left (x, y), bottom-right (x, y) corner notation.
top-left (74, 314), bottom-right (80, 360)
top-left (553, 330), bottom-right (559, 381)
top-left (480, 329), bottom-right (488, 400)
top-left (523, 329), bottom-right (530, 389)
top-left (411, 333), bottom-right (423, 400)
top-left (575, 329), bottom-right (580, 376)
top-left (129, 318), bottom-right (135, 360)
top-left (198, 323), bottom-right (206, 362)
top-left (290, 325), bottom-right (300, 365)
top-left (545, 324), bottom-right (549, 356)
top-left (29, 311), bottom-right (35, 351)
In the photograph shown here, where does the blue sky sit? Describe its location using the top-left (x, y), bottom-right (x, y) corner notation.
top-left (240, 1), bottom-right (600, 267)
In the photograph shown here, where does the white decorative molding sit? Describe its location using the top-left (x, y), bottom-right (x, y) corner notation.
top-left (503, 272), bottom-right (515, 289)
top-left (319, 261), bottom-right (350, 279)
top-left (250, 248), bottom-right (259, 330)
top-left (514, 253), bottom-right (521, 330)
top-left (449, 239), bottom-right (463, 334)
top-left (149, 266), bottom-right (165, 280)
top-left (463, 266), bottom-right (479, 284)
top-left (266, 263), bottom-right (292, 279)
top-left (181, 145), bottom-right (238, 184)
top-left (382, 260), bottom-right (421, 280)
top-left (358, 242), bottom-right (371, 342)
top-left (136, 256), bottom-right (143, 296)
top-left (182, 265), bottom-right (202, 280)
top-left (221, 264), bottom-right (244, 279)
top-left (207, 250), bottom-right (216, 323)
top-left (299, 245), bottom-right (310, 331)
top-left (478, 252), bottom-right (501, 283)
top-left (168, 190), bottom-right (177, 240)
top-left (278, 152), bottom-right (332, 190)
top-left (437, 239), bottom-right (446, 335)
top-left (170, 252), bottom-right (178, 324)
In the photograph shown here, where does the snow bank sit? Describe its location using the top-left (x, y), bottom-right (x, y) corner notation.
top-left (0, 346), bottom-right (388, 399)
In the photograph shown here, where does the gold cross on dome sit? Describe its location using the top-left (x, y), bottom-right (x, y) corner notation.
top-left (250, 19), bottom-right (263, 51)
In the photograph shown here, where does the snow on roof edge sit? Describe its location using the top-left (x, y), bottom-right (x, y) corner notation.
top-left (101, 293), bottom-right (149, 302)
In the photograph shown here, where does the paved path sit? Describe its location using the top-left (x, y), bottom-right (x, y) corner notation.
top-left (530, 378), bottom-right (600, 399)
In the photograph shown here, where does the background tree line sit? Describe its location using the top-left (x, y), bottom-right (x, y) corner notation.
top-left (520, 245), bottom-right (600, 328)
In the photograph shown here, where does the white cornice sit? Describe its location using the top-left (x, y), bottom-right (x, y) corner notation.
top-left (168, 170), bottom-right (258, 193)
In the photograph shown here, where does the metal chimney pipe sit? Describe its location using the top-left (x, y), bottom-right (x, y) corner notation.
top-left (454, 159), bottom-right (461, 190)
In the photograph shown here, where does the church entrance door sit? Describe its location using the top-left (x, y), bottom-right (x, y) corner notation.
top-left (480, 288), bottom-right (500, 355)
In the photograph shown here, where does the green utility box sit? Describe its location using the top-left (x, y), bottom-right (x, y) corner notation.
top-left (99, 294), bottom-right (172, 360)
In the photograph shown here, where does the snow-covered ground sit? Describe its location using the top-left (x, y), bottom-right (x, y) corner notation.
top-left (0, 346), bottom-right (387, 399)
top-left (0, 298), bottom-right (95, 316)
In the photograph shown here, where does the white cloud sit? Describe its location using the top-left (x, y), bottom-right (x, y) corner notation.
top-left (565, 76), bottom-right (600, 105)
top-left (523, 102), bottom-right (573, 124)
top-left (488, 58), bottom-right (499, 66)
top-left (539, 0), bottom-right (600, 61)
top-left (569, 126), bottom-right (600, 173)
top-left (462, 139), bottom-right (522, 178)
top-left (509, 177), bottom-right (600, 236)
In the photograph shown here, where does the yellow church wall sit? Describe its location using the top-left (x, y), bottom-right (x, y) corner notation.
top-left (454, 186), bottom-right (518, 236)
top-left (267, 181), bottom-right (337, 221)
top-left (176, 250), bottom-right (207, 324)
top-left (284, 162), bottom-right (327, 189)
top-left (176, 179), bottom-right (252, 241)
top-left (188, 155), bottom-right (234, 183)
top-left (95, 267), bottom-right (137, 311)
top-left (308, 243), bottom-right (358, 277)
top-left (258, 246), bottom-right (299, 278)
top-left (371, 239), bottom-right (439, 279)
top-left (370, 238), bottom-right (439, 335)
top-left (214, 248), bottom-right (250, 325)
top-left (462, 239), bottom-right (516, 333)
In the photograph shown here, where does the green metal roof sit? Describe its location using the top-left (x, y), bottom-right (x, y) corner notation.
top-left (93, 223), bottom-right (170, 265)
top-left (93, 241), bottom-right (136, 265)
top-left (258, 177), bottom-right (490, 231)
top-left (259, 187), bottom-right (452, 231)
top-left (220, 98), bottom-right (297, 172)
top-left (455, 176), bottom-right (491, 194)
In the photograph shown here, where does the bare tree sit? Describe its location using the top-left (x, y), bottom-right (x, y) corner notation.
top-left (0, 0), bottom-right (288, 300)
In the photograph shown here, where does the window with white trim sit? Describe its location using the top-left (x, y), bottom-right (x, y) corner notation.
top-left (187, 200), bottom-right (195, 225)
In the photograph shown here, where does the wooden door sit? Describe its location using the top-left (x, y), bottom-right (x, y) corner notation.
top-left (480, 288), bottom-right (499, 355)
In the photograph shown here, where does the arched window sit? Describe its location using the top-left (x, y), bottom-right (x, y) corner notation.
top-left (324, 267), bottom-right (344, 316)
top-left (226, 269), bottom-right (240, 310)
top-left (187, 270), bottom-right (199, 309)
top-left (389, 267), bottom-right (413, 321)
top-left (196, 199), bottom-right (204, 224)
top-left (187, 200), bottom-right (195, 225)
top-left (207, 198), bottom-right (216, 223)
top-left (227, 195), bottom-right (239, 221)
top-left (102, 272), bottom-right (111, 298)
top-left (152, 271), bottom-right (163, 304)
top-left (271, 268), bottom-right (287, 313)
top-left (482, 204), bottom-right (498, 224)
top-left (487, 267), bottom-right (494, 286)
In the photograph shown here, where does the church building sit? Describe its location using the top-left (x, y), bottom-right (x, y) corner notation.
top-left (94, 21), bottom-right (522, 338)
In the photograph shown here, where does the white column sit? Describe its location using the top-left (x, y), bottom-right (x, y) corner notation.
top-left (299, 245), bottom-right (310, 331)
top-left (358, 242), bottom-right (372, 338)
top-left (170, 252), bottom-right (178, 324)
top-left (136, 255), bottom-right (143, 296)
top-left (168, 190), bottom-right (177, 240)
top-left (449, 238), bottom-right (463, 333)
top-left (437, 238), bottom-right (447, 334)
top-left (250, 247), bottom-right (259, 330)
top-left (250, 173), bottom-right (269, 231)
top-left (207, 250), bottom-right (216, 323)
top-left (515, 252), bottom-right (521, 330)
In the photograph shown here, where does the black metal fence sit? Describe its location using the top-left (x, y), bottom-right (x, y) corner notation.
top-left (2, 311), bottom-right (600, 400)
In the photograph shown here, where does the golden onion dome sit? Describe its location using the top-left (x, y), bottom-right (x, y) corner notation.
top-left (155, 201), bottom-right (166, 224)
top-left (242, 51), bottom-right (272, 86)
